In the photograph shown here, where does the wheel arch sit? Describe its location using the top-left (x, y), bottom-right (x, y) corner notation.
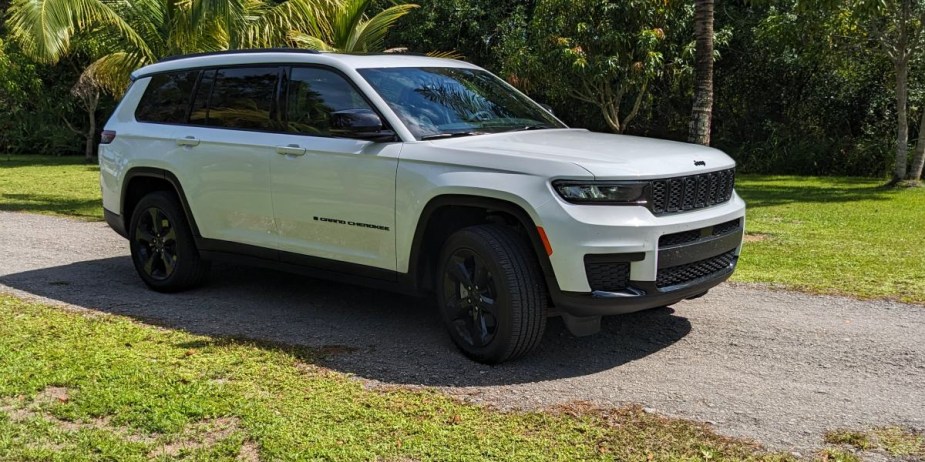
top-left (120, 167), bottom-right (201, 238)
top-left (405, 195), bottom-right (559, 295)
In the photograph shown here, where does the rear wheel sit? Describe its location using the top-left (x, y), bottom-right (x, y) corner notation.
top-left (129, 191), bottom-right (210, 292)
top-left (437, 225), bottom-right (547, 364)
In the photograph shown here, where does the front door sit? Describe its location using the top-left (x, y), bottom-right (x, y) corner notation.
top-left (269, 66), bottom-right (401, 273)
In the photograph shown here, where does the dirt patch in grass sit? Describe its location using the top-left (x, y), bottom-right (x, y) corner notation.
top-left (150, 417), bottom-right (246, 458)
top-left (744, 232), bottom-right (772, 243)
top-left (0, 385), bottom-right (259, 459)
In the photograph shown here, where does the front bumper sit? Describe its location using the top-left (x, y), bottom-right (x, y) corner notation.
top-left (550, 258), bottom-right (736, 317)
top-left (538, 192), bottom-right (746, 316)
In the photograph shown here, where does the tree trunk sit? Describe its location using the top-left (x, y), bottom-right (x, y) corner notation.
top-left (689, 0), bottom-right (714, 146)
top-left (83, 90), bottom-right (99, 161)
top-left (85, 110), bottom-right (96, 161)
top-left (909, 108), bottom-right (925, 181)
top-left (893, 57), bottom-right (910, 183)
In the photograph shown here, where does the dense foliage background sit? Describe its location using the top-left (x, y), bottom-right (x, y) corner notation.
top-left (2, 0), bottom-right (924, 178)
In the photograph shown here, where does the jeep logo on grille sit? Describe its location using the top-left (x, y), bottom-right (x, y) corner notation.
top-left (694, 160), bottom-right (706, 166)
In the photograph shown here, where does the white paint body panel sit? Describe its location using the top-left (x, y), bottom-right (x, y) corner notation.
top-left (267, 134), bottom-right (400, 270)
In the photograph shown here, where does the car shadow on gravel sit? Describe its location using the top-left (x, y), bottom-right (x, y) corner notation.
top-left (1, 256), bottom-right (692, 386)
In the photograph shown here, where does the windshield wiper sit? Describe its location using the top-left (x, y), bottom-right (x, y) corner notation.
top-left (505, 124), bottom-right (554, 133)
top-left (420, 131), bottom-right (484, 140)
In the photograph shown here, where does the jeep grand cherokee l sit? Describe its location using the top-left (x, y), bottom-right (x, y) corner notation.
top-left (99, 49), bottom-right (746, 364)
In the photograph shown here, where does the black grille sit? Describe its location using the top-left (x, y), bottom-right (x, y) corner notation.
top-left (712, 218), bottom-right (742, 237)
top-left (658, 230), bottom-right (701, 247)
top-left (656, 251), bottom-right (736, 289)
top-left (585, 261), bottom-right (630, 292)
top-left (658, 218), bottom-right (742, 248)
top-left (650, 169), bottom-right (735, 215)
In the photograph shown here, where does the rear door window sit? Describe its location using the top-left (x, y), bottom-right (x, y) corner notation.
top-left (135, 71), bottom-right (198, 124)
top-left (204, 67), bottom-right (280, 130)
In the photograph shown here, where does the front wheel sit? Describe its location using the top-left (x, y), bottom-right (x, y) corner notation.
top-left (437, 225), bottom-right (548, 364)
top-left (129, 191), bottom-right (210, 292)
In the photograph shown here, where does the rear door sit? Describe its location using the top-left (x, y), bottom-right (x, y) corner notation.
top-left (172, 66), bottom-right (281, 250)
top-left (268, 66), bottom-right (401, 273)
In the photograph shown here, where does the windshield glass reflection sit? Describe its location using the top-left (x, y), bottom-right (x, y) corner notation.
top-left (357, 67), bottom-right (564, 140)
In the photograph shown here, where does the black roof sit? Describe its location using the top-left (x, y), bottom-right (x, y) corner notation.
top-left (156, 48), bottom-right (321, 64)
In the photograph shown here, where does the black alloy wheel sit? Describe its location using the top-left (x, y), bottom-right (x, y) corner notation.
top-left (134, 207), bottom-right (178, 281)
top-left (443, 248), bottom-right (500, 348)
top-left (129, 191), bottom-right (210, 292)
top-left (437, 225), bottom-right (547, 364)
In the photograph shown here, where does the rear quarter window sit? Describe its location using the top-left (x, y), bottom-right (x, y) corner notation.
top-left (134, 71), bottom-right (198, 124)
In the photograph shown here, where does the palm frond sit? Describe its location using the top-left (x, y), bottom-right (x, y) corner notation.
top-left (426, 50), bottom-right (464, 60)
top-left (334, 0), bottom-right (370, 51)
top-left (114, 0), bottom-right (167, 55)
top-left (190, 0), bottom-right (247, 32)
top-left (8, 0), bottom-right (154, 63)
top-left (239, 0), bottom-right (337, 48)
top-left (82, 51), bottom-right (148, 96)
top-left (344, 3), bottom-right (417, 53)
top-left (287, 30), bottom-right (336, 51)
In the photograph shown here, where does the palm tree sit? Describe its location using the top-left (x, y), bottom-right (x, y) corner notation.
top-left (688, 0), bottom-right (714, 146)
top-left (6, 0), bottom-right (413, 96)
top-left (287, 0), bottom-right (418, 53)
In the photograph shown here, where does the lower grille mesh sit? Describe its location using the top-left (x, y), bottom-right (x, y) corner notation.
top-left (656, 251), bottom-right (736, 289)
top-left (658, 218), bottom-right (742, 248)
top-left (712, 218), bottom-right (742, 237)
top-left (585, 262), bottom-right (630, 292)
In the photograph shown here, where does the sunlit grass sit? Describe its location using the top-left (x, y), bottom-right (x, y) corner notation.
top-left (0, 294), bottom-right (791, 461)
top-left (733, 175), bottom-right (925, 304)
top-left (0, 155), bottom-right (102, 220)
top-left (825, 427), bottom-right (924, 459)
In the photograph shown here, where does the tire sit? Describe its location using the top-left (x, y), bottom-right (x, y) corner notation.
top-left (128, 191), bottom-right (210, 292)
top-left (436, 225), bottom-right (548, 364)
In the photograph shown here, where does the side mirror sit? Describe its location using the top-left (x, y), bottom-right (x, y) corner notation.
top-left (330, 109), bottom-right (396, 142)
top-left (540, 103), bottom-right (555, 115)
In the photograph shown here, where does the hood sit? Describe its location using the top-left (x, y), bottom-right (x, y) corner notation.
top-left (431, 129), bottom-right (736, 179)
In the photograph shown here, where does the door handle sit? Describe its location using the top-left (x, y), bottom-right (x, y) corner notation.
top-left (276, 144), bottom-right (306, 156)
top-left (176, 136), bottom-right (200, 147)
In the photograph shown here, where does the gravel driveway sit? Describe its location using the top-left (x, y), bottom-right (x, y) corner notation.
top-left (1, 211), bottom-right (923, 453)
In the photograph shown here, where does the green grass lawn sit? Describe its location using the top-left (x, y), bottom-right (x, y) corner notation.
top-left (1, 155), bottom-right (923, 304)
top-left (0, 294), bottom-right (791, 461)
top-left (733, 175), bottom-right (925, 304)
top-left (825, 427), bottom-right (924, 461)
top-left (0, 155), bottom-right (102, 220)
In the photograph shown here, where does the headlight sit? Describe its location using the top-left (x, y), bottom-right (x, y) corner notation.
top-left (552, 181), bottom-right (648, 205)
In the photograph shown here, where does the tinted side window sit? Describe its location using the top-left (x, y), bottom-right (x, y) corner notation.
top-left (286, 67), bottom-right (374, 136)
top-left (189, 70), bottom-right (215, 126)
top-left (135, 71), bottom-right (198, 124)
top-left (206, 67), bottom-right (279, 130)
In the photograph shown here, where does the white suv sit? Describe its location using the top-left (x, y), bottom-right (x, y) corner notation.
top-left (99, 49), bottom-right (745, 364)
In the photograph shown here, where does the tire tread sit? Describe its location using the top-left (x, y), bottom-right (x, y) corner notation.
top-left (446, 225), bottom-right (547, 363)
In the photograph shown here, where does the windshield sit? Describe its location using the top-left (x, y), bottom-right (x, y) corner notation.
top-left (356, 67), bottom-right (565, 140)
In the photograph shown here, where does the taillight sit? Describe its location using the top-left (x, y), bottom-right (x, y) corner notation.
top-left (100, 130), bottom-right (117, 144)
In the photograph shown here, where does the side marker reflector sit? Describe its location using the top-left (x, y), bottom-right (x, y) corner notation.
top-left (537, 226), bottom-right (553, 256)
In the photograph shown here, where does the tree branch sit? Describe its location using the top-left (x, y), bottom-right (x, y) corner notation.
top-left (61, 117), bottom-right (87, 138)
top-left (624, 81), bottom-right (649, 129)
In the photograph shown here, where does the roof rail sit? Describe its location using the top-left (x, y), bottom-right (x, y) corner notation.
top-left (157, 48), bottom-right (321, 64)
